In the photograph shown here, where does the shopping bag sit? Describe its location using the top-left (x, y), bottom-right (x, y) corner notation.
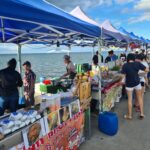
top-left (18, 96), bottom-right (26, 105)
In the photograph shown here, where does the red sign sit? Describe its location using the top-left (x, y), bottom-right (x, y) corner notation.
top-left (28, 112), bottom-right (84, 150)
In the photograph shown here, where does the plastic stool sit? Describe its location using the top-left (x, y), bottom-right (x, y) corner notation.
top-left (98, 112), bottom-right (118, 136)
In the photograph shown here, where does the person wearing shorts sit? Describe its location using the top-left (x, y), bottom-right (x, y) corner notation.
top-left (134, 54), bottom-right (149, 111)
top-left (121, 53), bottom-right (148, 120)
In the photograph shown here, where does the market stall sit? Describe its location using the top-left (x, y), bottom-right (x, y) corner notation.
top-left (0, 70), bottom-right (93, 150)
top-left (1, 0), bottom-right (150, 149)
top-left (91, 62), bottom-right (123, 111)
top-left (0, 0), bottom-right (100, 149)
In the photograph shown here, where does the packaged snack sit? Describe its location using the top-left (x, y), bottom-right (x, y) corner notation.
top-left (25, 120), bottom-right (30, 126)
top-left (1, 119), bottom-right (14, 129)
top-left (3, 129), bottom-right (11, 135)
top-left (10, 112), bottom-right (23, 120)
top-left (11, 126), bottom-right (19, 132)
top-left (20, 122), bottom-right (26, 128)
top-left (31, 118), bottom-right (36, 123)
top-left (14, 120), bottom-right (22, 126)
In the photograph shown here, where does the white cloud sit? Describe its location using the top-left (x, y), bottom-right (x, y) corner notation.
top-left (134, 0), bottom-right (150, 12)
top-left (115, 0), bottom-right (134, 4)
top-left (47, 0), bottom-right (133, 11)
top-left (47, 0), bottom-right (112, 11)
top-left (121, 7), bottom-right (130, 13)
top-left (128, 0), bottom-right (150, 23)
top-left (129, 12), bottom-right (150, 23)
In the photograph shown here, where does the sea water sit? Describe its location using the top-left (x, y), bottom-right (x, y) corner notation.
top-left (0, 51), bottom-right (123, 81)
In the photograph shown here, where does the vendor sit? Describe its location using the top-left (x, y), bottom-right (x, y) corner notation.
top-left (105, 50), bottom-right (118, 63)
top-left (92, 51), bottom-right (103, 65)
top-left (61, 55), bottom-right (76, 79)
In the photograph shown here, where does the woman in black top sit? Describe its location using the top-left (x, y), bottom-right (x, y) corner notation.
top-left (121, 54), bottom-right (148, 119)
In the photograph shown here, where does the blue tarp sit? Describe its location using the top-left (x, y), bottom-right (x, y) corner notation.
top-left (0, 0), bottom-right (101, 44)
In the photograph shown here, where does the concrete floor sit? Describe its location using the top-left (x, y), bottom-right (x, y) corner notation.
top-left (80, 91), bottom-right (150, 150)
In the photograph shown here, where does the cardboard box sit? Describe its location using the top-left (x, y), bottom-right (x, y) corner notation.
top-left (79, 82), bottom-right (91, 101)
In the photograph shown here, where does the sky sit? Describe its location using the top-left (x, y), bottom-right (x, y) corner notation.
top-left (48, 0), bottom-right (150, 39)
top-left (0, 0), bottom-right (150, 54)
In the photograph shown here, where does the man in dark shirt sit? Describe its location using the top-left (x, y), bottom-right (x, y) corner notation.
top-left (23, 61), bottom-right (36, 107)
top-left (121, 53), bottom-right (148, 120)
top-left (105, 51), bottom-right (112, 63)
top-left (92, 51), bottom-right (103, 65)
top-left (0, 59), bottom-right (23, 115)
top-left (105, 50), bottom-right (118, 63)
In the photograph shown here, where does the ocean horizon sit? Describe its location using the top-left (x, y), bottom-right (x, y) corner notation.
top-left (0, 51), bottom-right (123, 81)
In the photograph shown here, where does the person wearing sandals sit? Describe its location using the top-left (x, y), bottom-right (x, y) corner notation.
top-left (121, 53), bottom-right (148, 120)
top-left (134, 54), bottom-right (149, 112)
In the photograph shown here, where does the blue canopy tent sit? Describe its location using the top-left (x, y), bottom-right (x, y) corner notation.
top-left (140, 36), bottom-right (148, 44)
top-left (0, 0), bottom-right (103, 113)
top-left (129, 32), bottom-right (141, 43)
top-left (0, 0), bottom-right (102, 73)
top-left (118, 27), bottom-right (141, 43)
top-left (0, 0), bottom-right (102, 51)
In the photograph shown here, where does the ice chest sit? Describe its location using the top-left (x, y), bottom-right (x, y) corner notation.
top-left (98, 112), bottom-right (118, 136)
top-left (40, 84), bottom-right (57, 94)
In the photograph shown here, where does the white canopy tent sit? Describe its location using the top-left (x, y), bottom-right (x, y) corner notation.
top-left (100, 20), bottom-right (130, 42)
top-left (70, 6), bottom-right (99, 26)
top-left (70, 6), bottom-right (130, 43)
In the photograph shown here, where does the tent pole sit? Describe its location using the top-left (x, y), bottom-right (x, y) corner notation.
top-left (98, 39), bottom-right (102, 112)
top-left (92, 46), bottom-right (95, 57)
top-left (17, 44), bottom-right (22, 75)
top-left (17, 44), bottom-right (23, 99)
top-left (98, 27), bottom-right (103, 112)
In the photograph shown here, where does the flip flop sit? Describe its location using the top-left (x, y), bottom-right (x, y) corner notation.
top-left (138, 115), bottom-right (145, 120)
top-left (124, 115), bottom-right (132, 120)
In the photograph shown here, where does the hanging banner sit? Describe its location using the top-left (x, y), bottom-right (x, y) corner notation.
top-left (28, 111), bottom-right (84, 150)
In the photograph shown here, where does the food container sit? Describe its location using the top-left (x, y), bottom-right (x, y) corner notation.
top-left (11, 126), bottom-right (19, 132)
top-left (21, 113), bottom-right (28, 121)
top-left (10, 112), bottom-right (23, 120)
top-left (39, 77), bottom-right (46, 83)
top-left (36, 114), bottom-right (41, 120)
top-left (25, 120), bottom-right (30, 125)
top-left (0, 119), bottom-right (14, 129)
top-left (20, 122), bottom-right (26, 128)
top-left (14, 120), bottom-right (22, 126)
top-left (31, 118), bottom-right (36, 123)
top-left (27, 110), bottom-right (38, 119)
top-left (40, 94), bottom-right (61, 112)
top-left (40, 84), bottom-right (57, 94)
top-left (3, 129), bottom-right (11, 135)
